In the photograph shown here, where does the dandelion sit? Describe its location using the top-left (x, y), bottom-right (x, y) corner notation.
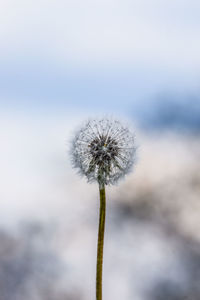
top-left (70, 117), bottom-right (136, 300)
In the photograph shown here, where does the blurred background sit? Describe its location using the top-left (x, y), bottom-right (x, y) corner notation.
top-left (0, 0), bottom-right (200, 299)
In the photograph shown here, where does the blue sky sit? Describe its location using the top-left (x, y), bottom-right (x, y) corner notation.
top-left (1, 0), bottom-right (200, 123)
top-left (0, 0), bottom-right (200, 228)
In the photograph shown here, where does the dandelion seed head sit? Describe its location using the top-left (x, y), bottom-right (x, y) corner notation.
top-left (70, 118), bottom-right (136, 186)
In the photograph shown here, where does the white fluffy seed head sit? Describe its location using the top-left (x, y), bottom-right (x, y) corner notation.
top-left (70, 118), bottom-right (136, 186)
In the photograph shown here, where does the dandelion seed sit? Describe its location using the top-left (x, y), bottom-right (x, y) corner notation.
top-left (71, 118), bottom-right (136, 187)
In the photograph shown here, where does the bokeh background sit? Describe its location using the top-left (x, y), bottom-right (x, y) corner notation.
top-left (1, 1), bottom-right (200, 299)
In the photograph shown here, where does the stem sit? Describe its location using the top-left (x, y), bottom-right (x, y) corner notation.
top-left (96, 184), bottom-right (106, 300)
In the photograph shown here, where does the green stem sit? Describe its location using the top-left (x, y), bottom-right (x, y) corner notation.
top-left (96, 184), bottom-right (106, 300)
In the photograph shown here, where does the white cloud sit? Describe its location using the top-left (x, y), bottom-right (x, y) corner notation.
top-left (0, 0), bottom-right (200, 68)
